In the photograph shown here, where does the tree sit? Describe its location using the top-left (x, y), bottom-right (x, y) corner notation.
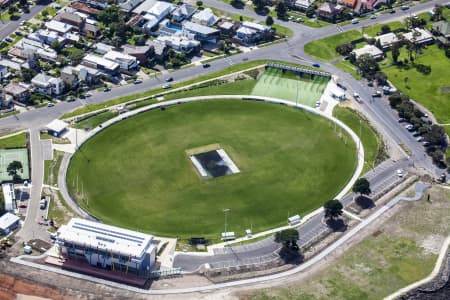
top-left (98, 5), bottom-right (121, 25)
top-left (374, 71), bottom-right (387, 85)
top-left (21, 68), bottom-right (37, 83)
top-left (253, 0), bottom-right (265, 11)
top-left (381, 25), bottom-right (391, 34)
top-left (355, 53), bottom-right (380, 78)
top-left (196, 0), bottom-right (203, 7)
top-left (50, 40), bottom-right (62, 53)
top-left (19, 0), bottom-right (28, 7)
top-left (323, 199), bottom-right (343, 221)
top-left (66, 48), bottom-right (85, 65)
top-left (7, 161), bottom-right (23, 182)
top-left (275, 229), bottom-right (299, 250)
top-left (275, 1), bottom-right (287, 19)
top-left (335, 43), bottom-right (355, 56)
top-left (391, 42), bottom-right (400, 64)
top-left (432, 4), bottom-right (443, 21)
top-left (265, 16), bottom-right (274, 26)
top-left (352, 178), bottom-right (371, 196)
top-left (8, 6), bottom-right (18, 15)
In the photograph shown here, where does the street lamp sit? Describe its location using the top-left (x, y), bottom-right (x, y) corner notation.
top-left (223, 208), bottom-right (230, 233)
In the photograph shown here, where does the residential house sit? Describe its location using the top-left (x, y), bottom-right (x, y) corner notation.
top-left (31, 73), bottom-right (64, 96)
top-left (122, 44), bottom-right (155, 62)
top-left (45, 20), bottom-right (74, 36)
top-left (171, 4), bottom-right (195, 24)
top-left (14, 38), bottom-right (58, 63)
top-left (361, 0), bottom-right (388, 10)
top-left (120, 0), bottom-right (145, 12)
top-left (218, 21), bottom-right (239, 37)
top-left (234, 21), bottom-right (272, 45)
top-left (338, 0), bottom-right (356, 9)
top-left (73, 64), bottom-right (101, 84)
top-left (352, 44), bottom-right (383, 59)
top-left (103, 50), bottom-right (139, 72)
top-left (55, 12), bottom-right (85, 28)
top-left (376, 32), bottom-right (400, 50)
top-left (182, 21), bottom-right (220, 43)
top-left (5, 83), bottom-right (31, 103)
top-left (82, 54), bottom-right (120, 74)
top-left (432, 20), bottom-right (450, 38)
top-left (83, 23), bottom-right (101, 39)
top-left (61, 66), bottom-right (79, 88)
top-left (0, 65), bottom-right (7, 80)
top-left (80, 0), bottom-right (108, 9)
top-left (317, 3), bottom-right (343, 21)
top-left (403, 28), bottom-right (434, 45)
top-left (28, 29), bottom-right (66, 46)
top-left (143, 1), bottom-right (175, 32)
top-left (55, 12), bottom-right (101, 39)
top-left (191, 8), bottom-right (219, 27)
top-left (156, 34), bottom-right (200, 53)
top-left (71, 2), bottom-right (101, 16)
top-left (146, 39), bottom-right (168, 62)
top-left (295, 0), bottom-right (315, 11)
top-left (93, 42), bottom-right (115, 55)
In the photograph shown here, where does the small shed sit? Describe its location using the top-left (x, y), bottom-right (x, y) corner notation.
top-left (288, 215), bottom-right (301, 226)
top-left (46, 119), bottom-right (68, 137)
top-left (0, 212), bottom-right (20, 235)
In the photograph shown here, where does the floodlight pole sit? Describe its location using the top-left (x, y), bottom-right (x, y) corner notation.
top-left (223, 208), bottom-right (230, 233)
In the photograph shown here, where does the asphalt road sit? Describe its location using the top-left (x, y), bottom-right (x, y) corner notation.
top-left (4, 0), bottom-right (444, 270)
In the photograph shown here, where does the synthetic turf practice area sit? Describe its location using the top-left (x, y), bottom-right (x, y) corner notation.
top-left (0, 148), bottom-right (29, 181)
top-left (67, 100), bottom-right (356, 238)
top-left (251, 67), bottom-right (329, 107)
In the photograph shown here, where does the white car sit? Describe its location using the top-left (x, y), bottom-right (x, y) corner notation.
top-left (396, 169), bottom-right (404, 177)
top-left (315, 101), bottom-right (321, 108)
top-left (351, 18), bottom-right (359, 24)
top-left (353, 92), bottom-right (359, 98)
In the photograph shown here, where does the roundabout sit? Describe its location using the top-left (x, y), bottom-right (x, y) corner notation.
top-left (66, 97), bottom-right (361, 239)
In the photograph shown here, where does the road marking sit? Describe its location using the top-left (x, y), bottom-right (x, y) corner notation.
top-left (342, 209), bottom-right (363, 221)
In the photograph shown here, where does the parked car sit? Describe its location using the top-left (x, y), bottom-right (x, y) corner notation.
top-left (202, 63), bottom-right (211, 68)
top-left (85, 92), bottom-right (92, 97)
top-left (390, 10), bottom-right (396, 14)
top-left (15, 31), bottom-right (22, 36)
top-left (370, 15), bottom-right (377, 19)
top-left (39, 198), bottom-right (47, 210)
top-left (372, 91), bottom-right (382, 97)
top-left (166, 77), bottom-right (173, 82)
top-left (312, 63), bottom-right (320, 68)
top-left (396, 169), bottom-right (404, 177)
top-left (423, 141), bottom-right (431, 147)
top-left (103, 87), bottom-right (110, 92)
top-left (351, 18), bottom-right (359, 24)
top-left (162, 83), bottom-right (171, 89)
top-left (401, 5), bottom-right (409, 10)
top-left (398, 118), bottom-right (406, 123)
top-left (416, 136), bottom-right (424, 142)
top-left (296, 17), bottom-right (303, 22)
top-left (134, 79), bottom-right (142, 84)
top-left (412, 132), bottom-right (421, 137)
top-left (67, 97), bottom-right (75, 102)
top-left (20, 21), bottom-right (25, 26)
top-left (47, 103), bottom-right (54, 107)
top-left (5, 37), bottom-right (13, 43)
top-left (315, 101), bottom-right (321, 107)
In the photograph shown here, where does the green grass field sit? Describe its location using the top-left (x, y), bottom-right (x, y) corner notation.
top-left (304, 31), bottom-right (363, 61)
top-left (0, 132), bottom-right (27, 148)
top-left (74, 111), bottom-right (119, 130)
top-left (382, 44), bottom-right (450, 123)
top-left (333, 61), bottom-right (363, 80)
top-left (333, 106), bottom-right (386, 173)
top-left (67, 100), bottom-right (356, 238)
top-left (251, 68), bottom-right (329, 106)
top-left (362, 21), bottom-right (406, 37)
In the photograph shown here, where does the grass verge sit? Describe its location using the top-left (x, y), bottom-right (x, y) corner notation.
top-left (304, 31), bottom-right (363, 61)
top-left (43, 150), bottom-right (65, 186)
top-left (0, 132), bottom-right (27, 148)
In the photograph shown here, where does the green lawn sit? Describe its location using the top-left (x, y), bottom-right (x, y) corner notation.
top-left (362, 21), bottom-right (406, 37)
top-left (271, 24), bottom-right (293, 37)
top-left (304, 31), bottom-right (363, 61)
top-left (333, 61), bottom-right (362, 80)
top-left (74, 111), bottom-right (119, 130)
top-left (165, 80), bottom-right (257, 100)
top-left (67, 100), bottom-right (357, 238)
top-left (382, 44), bottom-right (450, 123)
top-left (251, 186), bottom-right (450, 300)
top-left (333, 106), bottom-right (386, 173)
top-left (0, 132), bottom-right (27, 148)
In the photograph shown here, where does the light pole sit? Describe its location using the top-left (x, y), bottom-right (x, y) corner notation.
top-left (223, 208), bottom-right (230, 233)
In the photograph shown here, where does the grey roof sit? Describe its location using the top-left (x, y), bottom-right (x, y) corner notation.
top-left (182, 21), bottom-right (219, 35)
top-left (172, 4), bottom-right (195, 18)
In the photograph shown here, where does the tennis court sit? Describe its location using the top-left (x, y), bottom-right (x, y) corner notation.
top-left (251, 67), bottom-right (329, 107)
top-left (0, 148), bottom-right (30, 182)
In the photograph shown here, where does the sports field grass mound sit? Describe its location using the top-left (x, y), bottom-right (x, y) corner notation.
top-left (251, 68), bottom-right (328, 106)
top-left (67, 100), bottom-right (356, 238)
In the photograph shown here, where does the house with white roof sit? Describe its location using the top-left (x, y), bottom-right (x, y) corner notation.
top-left (46, 119), bottom-right (69, 137)
top-left (171, 4), bottom-right (195, 23)
top-left (191, 7), bottom-right (219, 26)
top-left (103, 50), bottom-right (139, 71)
top-left (82, 54), bottom-right (120, 74)
top-left (142, 1), bottom-right (174, 32)
top-left (45, 20), bottom-right (74, 36)
top-left (31, 73), bottom-right (64, 96)
top-left (2, 183), bottom-right (16, 213)
top-left (55, 218), bottom-right (157, 276)
top-left (295, 0), bottom-right (315, 10)
top-left (0, 212), bottom-right (20, 235)
top-left (157, 34), bottom-right (200, 53)
top-left (376, 32), bottom-right (400, 50)
top-left (352, 44), bottom-right (384, 60)
top-left (403, 28), bottom-right (434, 45)
top-left (234, 21), bottom-right (272, 45)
